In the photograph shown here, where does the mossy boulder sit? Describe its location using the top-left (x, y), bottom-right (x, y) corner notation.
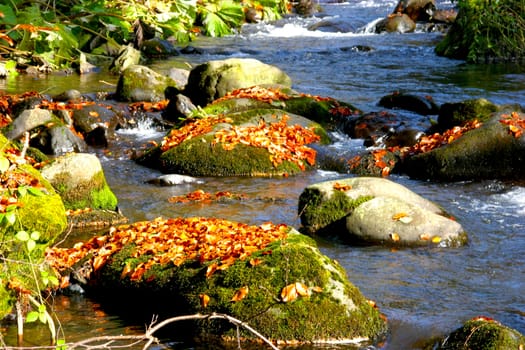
top-left (81, 223), bottom-right (387, 345)
top-left (437, 98), bottom-right (499, 131)
top-left (402, 111), bottom-right (525, 181)
top-left (115, 65), bottom-right (179, 102)
top-left (427, 318), bottom-right (525, 349)
top-left (298, 177), bottom-right (467, 247)
top-left (184, 58), bottom-right (292, 106)
top-left (0, 134), bottom-right (67, 320)
top-left (40, 153), bottom-right (118, 210)
top-left (136, 111), bottom-right (328, 177)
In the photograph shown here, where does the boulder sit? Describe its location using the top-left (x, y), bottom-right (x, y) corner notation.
top-left (437, 98), bottom-right (499, 132)
top-left (136, 110), bottom-right (327, 177)
top-left (40, 153), bottom-right (118, 210)
top-left (427, 317), bottom-right (525, 349)
top-left (115, 65), bottom-right (179, 102)
top-left (109, 44), bottom-right (141, 74)
top-left (402, 111), bottom-right (525, 181)
top-left (298, 177), bottom-right (467, 247)
top-left (184, 58), bottom-right (292, 106)
top-left (0, 134), bottom-right (67, 319)
top-left (71, 104), bottom-right (121, 147)
top-left (393, 0), bottom-right (436, 22)
top-left (33, 124), bottom-right (88, 155)
top-left (375, 14), bottom-right (416, 33)
top-left (4, 108), bottom-right (54, 140)
top-left (48, 218), bottom-right (387, 345)
top-left (379, 92), bottom-right (439, 115)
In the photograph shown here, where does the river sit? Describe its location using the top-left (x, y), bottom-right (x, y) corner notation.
top-left (1, 0), bottom-right (524, 349)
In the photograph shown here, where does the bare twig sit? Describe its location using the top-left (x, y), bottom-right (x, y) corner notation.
top-left (2, 313), bottom-right (280, 350)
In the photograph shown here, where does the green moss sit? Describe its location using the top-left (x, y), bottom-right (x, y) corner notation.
top-left (438, 98), bottom-right (498, 131)
top-left (283, 97), bottom-right (362, 130)
top-left (159, 134), bottom-right (302, 176)
top-left (53, 170), bottom-right (117, 210)
top-left (92, 230), bottom-right (386, 344)
top-left (435, 0), bottom-right (525, 62)
top-left (429, 319), bottom-right (525, 349)
top-left (0, 284), bottom-right (14, 320)
top-left (298, 187), bottom-right (372, 235)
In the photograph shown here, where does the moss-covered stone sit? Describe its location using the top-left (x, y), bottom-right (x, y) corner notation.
top-left (41, 153), bottom-right (118, 210)
top-left (159, 134), bottom-right (302, 176)
top-left (138, 112), bottom-right (328, 177)
top-left (298, 186), bottom-right (371, 235)
top-left (402, 113), bottom-right (525, 181)
top-left (428, 318), bottom-right (525, 349)
top-left (437, 98), bottom-right (498, 131)
top-left (283, 96), bottom-right (362, 130)
top-left (115, 65), bottom-right (178, 102)
top-left (89, 229), bottom-right (387, 344)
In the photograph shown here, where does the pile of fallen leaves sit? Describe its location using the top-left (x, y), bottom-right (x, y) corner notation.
top-left (168, 190), bottom-right (247, 203)
top-left (45, 217), bottom-right (289, 285)
top-left (212, 86), bottom-right (292, 105)
top-left (500, 111), bottom-right (525, 138)
top-left (213, 115), bottom-right (320, 170)
top-left (404, 119), bottom-right (483, 156)
top-left (160, 116), bottom-right (233, 151)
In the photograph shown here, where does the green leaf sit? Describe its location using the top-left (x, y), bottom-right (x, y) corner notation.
top-left (38, 312), bottom-right (47, 324)
top-left (30, 231), bottom-right (40, 241)
top-left (25, 311), bottom-right (39, 323)
top-left (0, 156), bottom-right (9, 173)
top-left (0, 5), bottom-right (17, 26)
top-left (17, 186), bottom-right (27, 198)
top-left (27, 186), bottom-right (44, 196)
top-left (15, 231), bottom-right (29, 242)
top-left (56, 338), bottom-right (67, 350)
top-left (5, 211), bottom-right (16, 226)
top-left (27, 239), bottom-right (36, 252)
top-left (47, 275), bottom-right (59, 287)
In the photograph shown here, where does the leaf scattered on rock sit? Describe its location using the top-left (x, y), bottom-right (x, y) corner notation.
top-left (45, 217), bottom-right (289, 284)
top-left (500, 111), bottom-right (525, 138)
top-left (213, 115), bottom-right (320, 170)
top-left (161, 116), bottom-right (233, 151)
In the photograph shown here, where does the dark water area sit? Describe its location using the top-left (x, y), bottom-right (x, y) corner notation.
top-left (1, 0), bottom-right (525, 349)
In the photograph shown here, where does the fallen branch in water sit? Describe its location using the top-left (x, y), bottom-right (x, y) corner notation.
top-left (2, 313), bottom-right (280, 350)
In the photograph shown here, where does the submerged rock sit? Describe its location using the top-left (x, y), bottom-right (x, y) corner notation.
top-left (298, 177), bottom-right (467, 247)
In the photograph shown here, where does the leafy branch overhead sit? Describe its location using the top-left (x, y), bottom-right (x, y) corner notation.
top-left (0, 0), bottom-right (290, 69)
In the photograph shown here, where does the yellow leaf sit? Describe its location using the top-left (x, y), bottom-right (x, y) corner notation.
top-left (390, 233), bottom-right (400, 242)
top-left (199, 293), bottom-right (210, 308)
top-left (231, 286), bottom-right (249, 302)
top-left (432, 236), bottom-right (442, 244)
top-left (295, 282), bottom-right (309, 297)
top-left (281, 283), bottom-right (298, 302)
top-left (392, 212), bottom-right (408, 220)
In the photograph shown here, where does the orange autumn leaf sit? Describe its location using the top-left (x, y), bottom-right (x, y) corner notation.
top-left (249, 258), bottom-right (263, 266)
top-left (231, 286), bottom-right (249, 302)
top-left (89, 111), bottom-right (99, 117)
top-left (392, 212), bottom-right (408, 220)
top-left (281, 282), bottom-right (309, 303)
top-left (46, 217), bottom-right (289, 286)
top-left (333, 182), bottom-right (352, 191)
top-left (390, 233), bottom-right (400, 242)
top-left (199, 293), bottom-right (210, 308)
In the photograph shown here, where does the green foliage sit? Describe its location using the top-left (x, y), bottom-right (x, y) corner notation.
top-left (436, 0), bottom-right (525, 62)
top-left (0, 0), bottom-right (290, 69)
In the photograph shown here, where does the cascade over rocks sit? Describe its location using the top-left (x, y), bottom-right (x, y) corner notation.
top-left (298, 177), bottom-right (467, 247)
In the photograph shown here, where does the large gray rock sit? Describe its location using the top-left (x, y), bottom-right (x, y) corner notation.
top-left (5, 108), bottom-right (54, 140)
top-left (298, 177), bottom-right (467, 247)
top-left (115, 65), bottom-right (179, 102)
top-left (184, 58), bottom-right (292, 106)
top-left (41, 153), bottom-right (118, 211)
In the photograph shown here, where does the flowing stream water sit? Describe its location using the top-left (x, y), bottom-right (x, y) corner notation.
top-left (1, 0), bottom-right (524, 349)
